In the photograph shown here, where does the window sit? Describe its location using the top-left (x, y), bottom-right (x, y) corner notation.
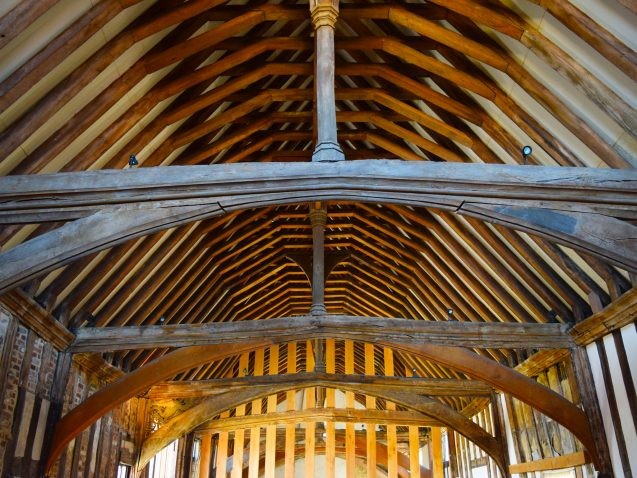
top-left (117, 464), bottom-right (131, 478)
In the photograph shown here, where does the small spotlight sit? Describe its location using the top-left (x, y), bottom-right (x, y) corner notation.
top-left (128, 154), bottom-right (139, 167)
top-left (158, 316), bottom-right (165, 325)
top-left (522, 145), bottom-right (532, 164)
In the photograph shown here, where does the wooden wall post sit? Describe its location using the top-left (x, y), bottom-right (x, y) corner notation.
top-left (384, 347), bottom-right (398, 478)
top-left (248, 349), bottom-right (264, 478)
top-left (569, 346), bottom-right (613, 477)
top-left (364, 343), bottom-right (377, 478)
top-left (305, 341), bottom-right (316, 477)
top-left (230, 353), bottom-right (249, 478)
top-left (199, 433), bottom-right (212, 478)
top-left (265, 345), bottom-right (279, 478)
top-left (309, 0), bottom-right (344, 161)
top-left (344, 340), bottom-right (356, 477)
top-left (431, 427), bottom-right (443, 478)
top-left (491, 392), bottom-right (511, 478)
top-left (285, 343), bottom-right (297, 478)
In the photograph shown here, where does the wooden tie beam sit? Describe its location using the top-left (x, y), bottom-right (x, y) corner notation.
top-left (1, 161), bottom-right (636, 296)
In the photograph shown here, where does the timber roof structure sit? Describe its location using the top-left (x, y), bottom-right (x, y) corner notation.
top-left (0, 0), bottom-right (636, 475)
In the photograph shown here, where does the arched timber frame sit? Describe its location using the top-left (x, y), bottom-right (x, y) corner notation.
top-left (44, 335), bottom-right (599, 475)
top-left (137, 378), bottom-right (503, 472)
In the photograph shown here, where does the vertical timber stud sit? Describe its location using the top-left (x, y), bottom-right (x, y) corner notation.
top-left (309, 0), bottom-right (345, 162)
top-left (570, 346), bottom-right (613, 477)
top-left (231, 353), bottom-right (249, 478)
top-left (305, 341), bottom-right (316, 477)
top-left (326, 339), bottom-right (336, 478)
top-left (405, 366), bottom-right (421, 478)
top-left (248, 348), bottom-right (264, 478)
top-left (384, 347), bottom-right (398, 478)
top-left (491, 392), bottom-right (511, 478)
top-left (365, 343), bottom-right (377, 478)
top-left (344, 340), bottom-right (356, 478)
top-left (265, 345), bottom-right (279, 478)
top-left (199, 433), bottom-right (212, 478)
top-left (431, 427), bottom-right (444, 478)
top-left (284, 343), bottom-right (296, 478)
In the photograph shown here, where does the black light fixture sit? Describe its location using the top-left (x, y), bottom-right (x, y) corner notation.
top-left (522, 145), bottom-right (532, 164)
top-left (128, 154), bottom-right (139, 167)
top-left (447, 308), bottom-right (454, 320)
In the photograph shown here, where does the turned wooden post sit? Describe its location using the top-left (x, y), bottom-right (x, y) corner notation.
top-left (309, 0), bottom-right (344, 162)
top-left (309, 203), bottom-right (328, 315)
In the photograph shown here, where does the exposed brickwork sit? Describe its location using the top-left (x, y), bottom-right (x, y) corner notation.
top-left (0, 308), bottom-right (140, 477)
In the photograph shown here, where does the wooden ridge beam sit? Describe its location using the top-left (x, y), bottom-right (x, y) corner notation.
top-left (146, 373), bottom-right (492, 399)
top-left (71, 315), bottom-right (570, 352)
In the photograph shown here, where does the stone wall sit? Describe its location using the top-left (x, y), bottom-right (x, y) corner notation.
top-left (0, 306), bottom-right (139, 477)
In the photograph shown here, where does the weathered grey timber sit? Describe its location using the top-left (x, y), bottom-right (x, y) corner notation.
top-left (310, 0), bottom-right (345, 161)
top-left (1, 161), bottom-right (636, 295)
top-left (70, 315), bottom-right (571, 352)
top-left (309, 204), bottom-right (328, 314)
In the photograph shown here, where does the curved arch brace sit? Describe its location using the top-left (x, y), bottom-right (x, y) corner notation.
top-left (381, 341), bottom-right (599, 469)
top-left (138, 380), bottom-right (503, 473)
top-left (43, 340), bottom-right (271, 475)
top-left (45, 334), bottom-right (599, 475)
top-left (2, 161), bottom-right (636, 294)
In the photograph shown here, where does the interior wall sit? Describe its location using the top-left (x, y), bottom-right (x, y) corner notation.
top-left (586, 323), bottom-right (637, 477)
top-left (0, 306), bottom-right (138, 477)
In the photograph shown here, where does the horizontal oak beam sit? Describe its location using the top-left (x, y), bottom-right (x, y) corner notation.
top-left (146, 372), bottom-right (492, 399)
top-left (509, 450), bottom-right (588, 473)
top-left (2, 161), bottom-right (634, 215)
top-left (71, 315), bottom-right (571, 351)
top-left (2, 161), bottom-right (636, 294)
top-left (197, 407), bottom-right (442, 432)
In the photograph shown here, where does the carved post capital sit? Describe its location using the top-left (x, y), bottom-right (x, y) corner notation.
top-left (309, 0), bottom-right (339, 29)
top-left (309, 205), bottom-right (327, 228)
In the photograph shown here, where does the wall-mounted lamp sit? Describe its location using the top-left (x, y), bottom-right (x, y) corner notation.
top-left (522, 145), bottom-right (532, 164)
